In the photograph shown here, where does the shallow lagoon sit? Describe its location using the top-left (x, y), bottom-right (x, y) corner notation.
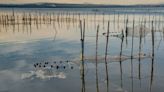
top-left (0, 8), bottom-right (164, 92)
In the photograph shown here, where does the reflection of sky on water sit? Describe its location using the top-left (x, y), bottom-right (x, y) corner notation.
top-left (0, 9), bottom-right (164, 92)
top-left (0, 38), bottom-right (131, 92)
top-left (0, 39), bottom-right (81, 92)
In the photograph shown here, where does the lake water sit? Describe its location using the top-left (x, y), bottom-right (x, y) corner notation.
top-left (0, 8), bottom-right (164, 92)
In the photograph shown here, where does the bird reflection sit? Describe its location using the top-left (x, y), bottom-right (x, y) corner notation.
top-left (22, 60), bottom-right (75, 80)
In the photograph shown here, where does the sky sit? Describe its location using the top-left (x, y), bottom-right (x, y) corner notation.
top-left (0, 0), bottom-right (164, 5)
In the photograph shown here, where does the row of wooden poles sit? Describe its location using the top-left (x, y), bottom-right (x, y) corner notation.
top-left (79, 16), bottom-right (155, 92)
top-left (1, 11), bottom-right (164, 37)
top-left (79, 19), bottom-right (112, 92)
top-left (0, 12), bottom-right (82, 32)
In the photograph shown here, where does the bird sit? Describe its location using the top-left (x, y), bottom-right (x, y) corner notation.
top-left (56, 65), bottom-right (59, 69)
top-left (51, 65), bottom-right (53, 68)
top-left (34, 64), bottom-right (36, 68)
top-left (102, 32), bottom-right (106, 36)
top-left (71, 66), bottom-right (73, 69)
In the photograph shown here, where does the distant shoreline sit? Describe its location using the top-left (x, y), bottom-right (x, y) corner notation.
top-left (0, 3), bottom-right (164, 8)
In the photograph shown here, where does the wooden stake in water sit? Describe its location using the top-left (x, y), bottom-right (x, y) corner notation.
top-left (119, 29), bottom-right (124, 88)
top-left (105, 21), bottom-right (110, 92)
top-left (103, 13), bottom-right (105, 30)
top-left (29, 13), bottom-right (32, 34)
top-left (131, 17), bottom-right (135, 58)
top-left (125, 15), bottom-right (129, 47)
top-left (143, 18), bottom-right (146, 44)
top-left (149, 11), bottom-right (150, 28)
top-left (95, 24), bottom-right (100, 92)
top-left (117, 13), bottom-right (120, 31)
top-left (150, 20), bottom-right (155, 92)
top-left (151, 20), bottom-right (155, 57)
top-left (163, 26), bottom-right (164, 40)
top-left (130, 17), bottom-right (134, 92)
top-left (114, 11), bottom-right (115, 31)
top-left (138, 16), bottom-right (142, 87)
top-left (80, 20), bottom-right (86, 92)
top-left (162, 15), bottom-right (164, 40)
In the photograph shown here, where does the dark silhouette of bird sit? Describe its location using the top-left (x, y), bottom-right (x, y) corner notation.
top-left (51, 65), bottom-right (53, 68)
top-left (56, 65), bottom-right (59, 69)
top-left (34, 64), bottom-right (36, 68)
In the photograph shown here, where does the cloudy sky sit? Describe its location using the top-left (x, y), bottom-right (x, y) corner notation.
top-left (0, 0), bottom-right (164, 5)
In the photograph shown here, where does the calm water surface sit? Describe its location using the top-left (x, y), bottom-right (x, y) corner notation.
top-left (0, 8), bottom-right (164, 92)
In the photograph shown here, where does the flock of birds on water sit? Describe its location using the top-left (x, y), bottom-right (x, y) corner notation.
top-left (33, 61), bottom-right (74, 70)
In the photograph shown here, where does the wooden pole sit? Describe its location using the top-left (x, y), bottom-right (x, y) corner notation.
top-left (105, 20), bottom-right (110, 92)
top-left (95, 24), bottom-right (100, 92)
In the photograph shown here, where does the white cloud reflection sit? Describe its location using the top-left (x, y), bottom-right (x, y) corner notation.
top-left (21, 69), bottom-right (66, 80)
